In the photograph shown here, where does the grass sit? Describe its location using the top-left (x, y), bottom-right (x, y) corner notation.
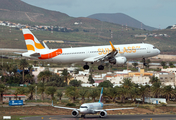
top-left (1, 24), bottom-right (176, 53)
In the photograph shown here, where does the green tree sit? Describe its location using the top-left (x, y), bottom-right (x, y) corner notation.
top-left (88, 75), bottom-right (94, 84)
top-left (169, 62), bottom-right (174, 68)
top-left (163, 85), bottom-right (173, 102)
top-left (0, 83), bottom-right (7, 104)
top-left (122, 78), bottom-right (133, 89)
top-left (27, 84), bottom-right (36, 100)
top-left (14, 87), bottom-right (27, 100)
top-left (118, 86), bottom-right (128, 103)
top-left (130, 86), bottom-right (139, 103)
top-left (56, 91), bottom-right (63, 103)
top-left (48, 74), bottom-right (66, 87)
top-left (19, 59), bottom-right (29, 83)
top-left (62, 69), bottom-right (71, 85)
top-left (89, 88), bottom-right (99, 102)
top-left (33, 61), bottom-right (38, 66)
top-left (37, 82), bottom-right (46, 101)
top-left (132, 62), bottom-right (138, 68)
top-left (150, 76), bottom-right (160, 84)
top-left (98, 80), bottom-right (113, 88)
top-left (38, 70), bottom-right (52, 83)
top-left (139, 85), bottom-right (150, 104)
top-left (45, 86), bottom-right (57, 100)
top-left (24, 74), bottom-right (33, 84)
top-left (65, 86), bottom-right (79, 103)
top-left (160, 61), bottom-right (166, 67)
top-left (69, 79), bottom-right (81, 87)
top-left (151, 81), bottom-right (161, 98)
top-left (79, 88), bottom-right (88, 103)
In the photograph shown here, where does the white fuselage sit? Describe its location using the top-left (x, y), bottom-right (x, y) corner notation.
top-left (30, 43), bottom-right (160, 63)
top-left (80, 102), bottom-right (103, 114)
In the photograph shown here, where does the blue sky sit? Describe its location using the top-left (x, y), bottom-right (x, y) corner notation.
top-left (22, 0), bottom-right (176, 29)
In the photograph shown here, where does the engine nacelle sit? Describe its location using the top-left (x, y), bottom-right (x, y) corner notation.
top-left (109, 56), bottom-right (127, 65)
top-left (99, 110), bottom-right (107, 118)
top-left (71, 110), bottom-right (79, 117)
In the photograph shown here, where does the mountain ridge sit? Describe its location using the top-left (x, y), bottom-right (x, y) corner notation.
top-left (0, 0), bottom-right (72, 24)
top-left (88, 13), bottom-right (156, 31)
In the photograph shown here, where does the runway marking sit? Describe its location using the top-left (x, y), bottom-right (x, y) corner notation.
top-left (41, 117), bottom-right (43, 119)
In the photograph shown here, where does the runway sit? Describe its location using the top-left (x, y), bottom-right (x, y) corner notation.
top-left (23, 114), bottom-right (176, 120)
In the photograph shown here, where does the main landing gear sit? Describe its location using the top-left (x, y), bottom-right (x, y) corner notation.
top-left (142, 58), bottom-right (147, 66)
top-left (81, 114), bottom-right (85, 118)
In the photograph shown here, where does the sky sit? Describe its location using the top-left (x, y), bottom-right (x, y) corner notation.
top-left (21, 0), bottom-right (176, 29)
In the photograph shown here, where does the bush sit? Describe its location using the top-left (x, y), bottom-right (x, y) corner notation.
top-left (66, 103), bottom-right (76, 107)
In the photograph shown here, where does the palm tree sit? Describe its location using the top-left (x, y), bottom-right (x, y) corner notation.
top-left (163, 85), bottom-right (173, 102)
top-left (160, 61), bottom-right (166, 67)
top-left (151, 82), bottom-right (161, 98)
top-left (122, 78), bottom-right (133, 89)
top-left (37, 82), bottom-right (46, 101)
top-left (62, 69), bottom-right (70, 84)
top-left (150, 76), bottom-right (160, 84)
top-left (65, 86), bottom-right (79, 103)
top-left (19, 59), bottom-right (29, 83)
top-left (56, 91), bottom-right (63, 103)
top-left (38, 70), bottom-right (52, 83)
top-left (0, 83), bottom-right (7, 104)
top-left (130, 86), bottom-right (139, 103)
top-left (138, 85), bottom-right (150, 104)
top-left (24, 74), bottom-right (33, 84)
top-left (88, 88), bottom-right (99, 102)
top-left (79, 88), bottom-right (88, 103)
top-left (118, 86), bottom-right (128, 103)
top-left (27, 84), bottom-right (36, 100)
top-left (45, 86), bottom-right (57, 100)
top-left (14, 87), bottom-right (27, 100)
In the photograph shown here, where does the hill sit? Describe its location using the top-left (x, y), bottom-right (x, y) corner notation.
top-left (0, 0), bottom-right (72, 24)
top-left (88, 13), bottom-right (156, 31)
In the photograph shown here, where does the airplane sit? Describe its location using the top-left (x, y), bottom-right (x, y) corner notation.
top-left (52, 87), bottom-right (136, 118)
top-left (21, 29), bottom-right (160, 70)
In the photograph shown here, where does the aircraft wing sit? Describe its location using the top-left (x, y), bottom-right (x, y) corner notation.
top-left (83, 41), bottom-right (118, 63)
top-left (52, 101), bottom-right (79, 111)
top-left (94, 107), bottom-right (135, 112)
top-left (83, 54), bottom-right (106, 62)
top-left (105, 107), bottom-right (135, 111)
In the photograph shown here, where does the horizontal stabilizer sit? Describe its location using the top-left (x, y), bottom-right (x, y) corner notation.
top-left (30, 53), bottom-right (41, 57)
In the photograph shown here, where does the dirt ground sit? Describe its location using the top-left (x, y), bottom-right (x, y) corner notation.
top-left (0, 106), bottom-right (176, 117)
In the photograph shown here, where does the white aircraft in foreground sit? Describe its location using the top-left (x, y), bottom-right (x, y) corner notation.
top-left (52, 88), bottom-right (136, 118)
top-left (21, 29), bottom-right (160, 70)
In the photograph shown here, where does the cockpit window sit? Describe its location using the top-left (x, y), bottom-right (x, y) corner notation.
top-left (153, 47), bottom-right (157, 49)
top-left (80, 106), bottom-right (88, 108)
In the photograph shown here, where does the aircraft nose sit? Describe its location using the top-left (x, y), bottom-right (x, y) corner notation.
top-left (157, 49), bottom-right (160, 54)
top-left (80, 108), bottom-right (87, 113)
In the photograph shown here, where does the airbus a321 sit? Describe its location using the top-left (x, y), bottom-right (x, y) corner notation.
top-left (52, 88), bottom-right (136, 118)
top-left (21, 29), bottom-right (160, 70)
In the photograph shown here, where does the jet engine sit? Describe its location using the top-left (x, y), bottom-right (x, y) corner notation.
top-left (71, 110), bottom-right (79, 117)
top-left (99, 110), bottom-right (107, 118)
top-left (109, 56), bottom-right (127, 65)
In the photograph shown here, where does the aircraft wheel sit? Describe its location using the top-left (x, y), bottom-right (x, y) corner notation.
top-left (83, 65), bottom-right (89, 70)
top-left (98, 65), bottom-right (104, 70)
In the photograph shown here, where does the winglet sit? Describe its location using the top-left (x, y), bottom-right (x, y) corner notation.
top-left (109, 41), bottom-right (116, 52)
top-left (99, 87), bottom-right (103, 103)
top-left (42, 41), bottom-right (49, 49)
